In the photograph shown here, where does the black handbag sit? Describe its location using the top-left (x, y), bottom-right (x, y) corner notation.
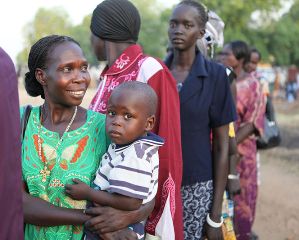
top-left (21, 105), bottom-right (32, 141)
top-left (256, 97), bottom-right (281, 149)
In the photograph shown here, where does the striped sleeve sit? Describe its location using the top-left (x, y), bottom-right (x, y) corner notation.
top-left (108, 145), bottom-right (155, 200)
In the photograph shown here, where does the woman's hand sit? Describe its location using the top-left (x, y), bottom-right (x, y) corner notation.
top-left (100, 229), bottom-right (138, 240)
top-left (85, 206), bottom-right (131, 234)
top-left (227, 178), bottom-right (241, 198)
top-left (227, 154), bottom-right (241, 198)
top-left (84, 199), bottom-right (154, 234)
top-left (203, 222), bottom-right (224, 240)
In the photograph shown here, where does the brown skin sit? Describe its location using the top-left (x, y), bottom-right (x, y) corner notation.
top-left (88, 34), bottom-right (155, 237)
top-left (84, 200), bottom-right (155, 234)
top-left (23, 42), bottom-right (92, 226)
top-left (169, 4), bottom-right (229, 240)
top-left (66, 179), bottom-right (143, 211)
top-left (227, 81), bottom-right (241, 197)
top-left (23, 188), bottom-right (90, 226)
top-left (227, 136), bottom-right (241, 198)
top-left (203, 125), bottom-right (230, 240)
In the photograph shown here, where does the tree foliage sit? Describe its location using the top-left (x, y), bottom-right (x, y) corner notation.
top-left (17, 0), bottom-right (299, 67)
top-left (17, 8), bottom-right (72, 65)
top-left (268, 0), bottom-right (299, 65)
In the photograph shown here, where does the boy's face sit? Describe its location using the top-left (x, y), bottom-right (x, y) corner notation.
top-left (105, 89), bottom-right (154, 145)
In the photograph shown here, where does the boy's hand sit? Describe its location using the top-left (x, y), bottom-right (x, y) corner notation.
top-left (65, 178), bottom-right (91, 200)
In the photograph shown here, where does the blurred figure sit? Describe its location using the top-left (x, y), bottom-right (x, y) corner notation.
top-left (286, 65), bottom-right (298, 102)
top-left (0, 47), bottom-right (24, 239)
top-left (221, 41), bottom-right (266, 240)
top-left (245, 48), bottom-right (260, 74)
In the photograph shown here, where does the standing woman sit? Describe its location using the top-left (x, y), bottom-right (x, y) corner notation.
top-left (165, 1), bottom-right (236, 239)
top-left (85, 0), bottom-right (184, 239)
top-left (221, 41), bottom-right (265, 240)
top-left (22, 35), bottom-right (109, 240)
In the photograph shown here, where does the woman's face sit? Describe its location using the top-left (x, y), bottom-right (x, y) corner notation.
top-left (168, 4), bottom-right (204, 51)
top-left (43, 42), bottom-right (91, 107)
top-left (219, 44), bottom-right (239, 69)
top-left (90, 33), bottom-right (106, 61)
top-left (246, 52), bottom-right (260, 73)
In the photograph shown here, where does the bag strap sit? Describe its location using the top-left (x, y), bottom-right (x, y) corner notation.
top-left (21, 105), bottom-right (32, 141)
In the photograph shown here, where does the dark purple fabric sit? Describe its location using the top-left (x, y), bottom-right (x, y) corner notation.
top-left (0, 47), bottom-right (23, 239)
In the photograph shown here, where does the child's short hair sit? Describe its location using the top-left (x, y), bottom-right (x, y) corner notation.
top-left (112, 81), bottom-right (158, 116)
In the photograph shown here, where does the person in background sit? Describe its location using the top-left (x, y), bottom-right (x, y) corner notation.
top-left (221, 40), bottom-right (265, 240)
top-left (197, 11), bottom-right (241, 200)
top-left (85, 0), bottom-right (184, 239)
top-left (66, 81), bottom-right (164, 240)
top-left (21, 35), bottom-right (110, 240)
top-left (0, 47), bottom-right (24, 240)
top-left (165, 1), bottom-right (237, 239)
top-left (286, 65), bottom-right (298, 102)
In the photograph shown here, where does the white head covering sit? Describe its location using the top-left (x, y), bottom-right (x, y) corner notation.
top-left (197, 10), bottom-right (225, 58)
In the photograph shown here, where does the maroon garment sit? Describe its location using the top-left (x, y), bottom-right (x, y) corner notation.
top-left (0, 48), bottom-right (23, 239)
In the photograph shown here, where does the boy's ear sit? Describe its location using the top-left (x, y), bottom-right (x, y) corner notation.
top-left (145, 115), bottom-right (156, 132)
top-left (35, 68), bottom-right (47, 86)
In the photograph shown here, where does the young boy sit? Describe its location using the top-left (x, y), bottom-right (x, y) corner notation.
top-left (65, 81), bottom-right (164, 240)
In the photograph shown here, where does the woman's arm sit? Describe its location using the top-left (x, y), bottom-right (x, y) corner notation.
top-left (23, 185), bottom-right (90, 226)
top-left (227, 136), bottom-right (241, 197)
top-left (85, 198), bottom-right (155, 234)
top-left (235, 122), bottom-right (256, 144)
top-left (205, 125), bottom-right (229, 239)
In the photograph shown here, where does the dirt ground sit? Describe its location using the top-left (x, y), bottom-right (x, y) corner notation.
top-left (19, 87), bottom-right (299, 240)
top-left (252, 100), bottom-right (299, 240)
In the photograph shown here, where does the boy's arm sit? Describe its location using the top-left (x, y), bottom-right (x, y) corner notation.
top-left (87, 188), bottom-right (142, 211)
top-left (65, 179), bottom-right (142, 211)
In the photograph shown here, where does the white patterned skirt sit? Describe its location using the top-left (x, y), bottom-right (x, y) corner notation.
top-left (181, 180), bottom-right (213, 240)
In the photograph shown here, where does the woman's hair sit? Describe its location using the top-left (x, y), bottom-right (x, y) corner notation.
top-left (228, 40), bottom-right (250, 65)
top-left (250, 47), bottom-right (262, 61)
top-left (178, 0), bottom-right (208, 28)
top-left (90, 0), bottom-right (141, 43)
top-left (25, 35), bottom-right (80, 99)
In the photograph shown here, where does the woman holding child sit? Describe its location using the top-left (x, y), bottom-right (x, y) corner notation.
top-left (21, 35), bottom-right (112, 239)
top-left (22, 33), bottom-right (170, 240)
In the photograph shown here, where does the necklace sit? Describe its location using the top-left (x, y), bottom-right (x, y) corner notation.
top-left (38, 105), bottom-right (78, 182)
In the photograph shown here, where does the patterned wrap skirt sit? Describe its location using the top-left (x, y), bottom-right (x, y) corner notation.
top-left (181, 180), bottom-right (213, 239)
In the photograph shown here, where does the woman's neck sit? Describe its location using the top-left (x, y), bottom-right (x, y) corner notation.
top-left (42, 102), bottom-right (76, 125)
top-left (234, 67), bottom-right (249, 82)
top-left (106, 41), bottom-right (135, 67)
top-left (171, 47), bottom-right (196, 71)
top-left (233, 65), bottom-right (244, 79)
